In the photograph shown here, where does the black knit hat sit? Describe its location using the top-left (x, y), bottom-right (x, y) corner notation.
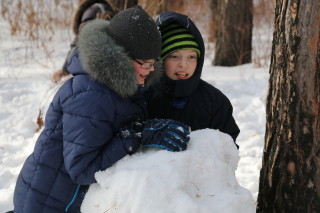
top-left (106, 5), bottom-right (161, 60)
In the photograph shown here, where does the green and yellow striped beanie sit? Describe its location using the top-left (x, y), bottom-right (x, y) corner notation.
top-left (160, 22), bottom-right (201, 60)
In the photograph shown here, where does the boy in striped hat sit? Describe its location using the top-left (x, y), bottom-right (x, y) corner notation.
top-left (145, 12), bottom-right (240, 148)
top-left (160, 22), bottom-right (201, 80)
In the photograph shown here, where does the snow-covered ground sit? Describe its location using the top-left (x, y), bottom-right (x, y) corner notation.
top-left (0, 18), bottom-right (270, 212)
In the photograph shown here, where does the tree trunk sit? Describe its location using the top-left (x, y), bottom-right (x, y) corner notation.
top-left (213, 0), bottom-right (253, 66)
top-left (139, 0), bottom-right (185, 17)
top-left (257, 0), bottom-right (320, 212)
top-left (109, 0), bottom-right (138, 10)
top-left (207, 0), bottom-right (218, 42)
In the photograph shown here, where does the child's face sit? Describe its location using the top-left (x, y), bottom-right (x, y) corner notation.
top-left (131, 59), bottom-right (157, 84)
top-left (164, 49), bottom-right (198, 80)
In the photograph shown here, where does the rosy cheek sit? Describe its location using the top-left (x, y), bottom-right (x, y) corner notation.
top-left (135, 67), bottom-right (142, 75)
top-left (132, 62), bottom-right (142, 74)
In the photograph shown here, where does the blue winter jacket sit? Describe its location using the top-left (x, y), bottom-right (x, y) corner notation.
top-left (13, 20), bottom-right (146, 213)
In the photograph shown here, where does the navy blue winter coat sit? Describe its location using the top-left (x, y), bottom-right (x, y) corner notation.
top-left (145, 12), bottom-right (240, 145)
top-left (13, 20), bottom-right (146, 213)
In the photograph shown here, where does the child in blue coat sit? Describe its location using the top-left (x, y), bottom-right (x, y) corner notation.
top-left (13, 6), bottom-right (189, 213)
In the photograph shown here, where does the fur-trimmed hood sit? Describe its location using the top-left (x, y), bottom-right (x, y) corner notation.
top-left (75, 19), bottom-right (138, 98)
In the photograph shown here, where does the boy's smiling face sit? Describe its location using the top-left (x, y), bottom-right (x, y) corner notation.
top-left (164, 49), bottom-right (198, 80)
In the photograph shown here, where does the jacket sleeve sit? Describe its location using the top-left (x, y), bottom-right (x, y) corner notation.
top-left (61, 89), bottom-right (136, 185)
top-left (210, 91), bottom-right (240, 146)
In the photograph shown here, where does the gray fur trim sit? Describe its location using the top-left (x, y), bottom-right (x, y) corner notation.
top-left (78, 19), bottom-right (138, 98)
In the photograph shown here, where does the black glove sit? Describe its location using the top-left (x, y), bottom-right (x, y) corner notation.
top-left (141, 119), bottom-right (191, 152)
top-left (119, 122), bottom-right (143, 154)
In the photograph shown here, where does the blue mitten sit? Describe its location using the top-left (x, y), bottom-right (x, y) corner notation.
top-left (141, 119), bottom-right (191, 152)
top-left (119, 122), bottom-right (143, 154)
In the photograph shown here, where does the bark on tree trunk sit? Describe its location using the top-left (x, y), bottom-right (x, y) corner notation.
top-left (257, 0), bottom-right (320, 212)
top-left (213, 0), bottom-right (253, 66)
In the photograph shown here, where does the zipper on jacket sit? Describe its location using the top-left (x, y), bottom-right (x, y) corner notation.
top-left (65, 184), bottom-right (81, 212)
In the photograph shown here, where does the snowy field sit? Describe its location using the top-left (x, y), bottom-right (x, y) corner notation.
top-left (0, 20), bottom-right (270, 212)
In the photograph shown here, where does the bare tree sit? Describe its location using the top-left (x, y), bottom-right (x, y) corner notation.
top-left (213, 0), bottom-right (253, 66)
top-left (139, 0), bottom-right (185, 17)
top-left (257, 0), bottom-right (320, 212)
top-left (109, 0), bottom-right (138, 10)
top-left (207, 0), bottom-right (218, 42)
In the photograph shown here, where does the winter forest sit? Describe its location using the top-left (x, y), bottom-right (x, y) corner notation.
top-left (0, 0), bottom-right (319, 212)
